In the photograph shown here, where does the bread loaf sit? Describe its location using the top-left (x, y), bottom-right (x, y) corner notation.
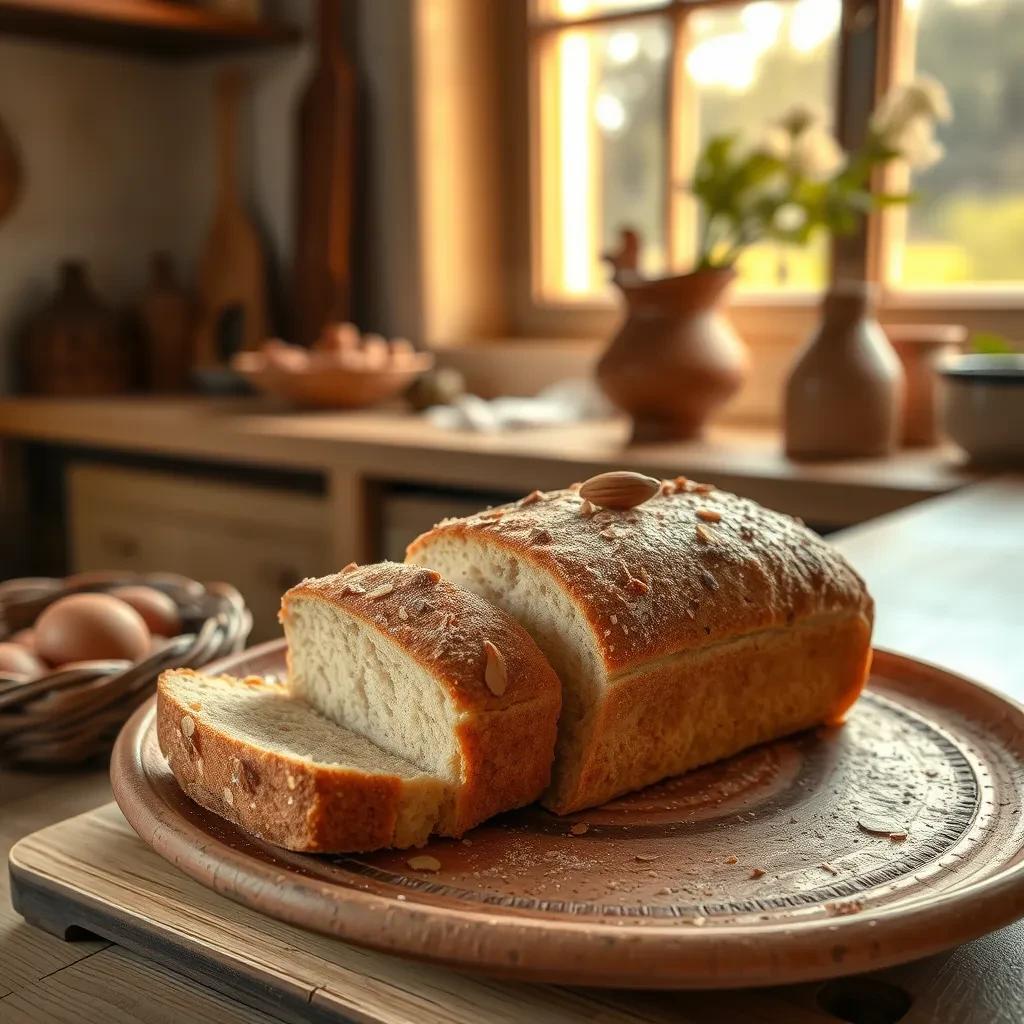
top-left (157, 670), bottom-right (445, 851)
top-left (406, 477), bottom-right (873, 814)
top-left (280, 562), bottom-right (562, 835)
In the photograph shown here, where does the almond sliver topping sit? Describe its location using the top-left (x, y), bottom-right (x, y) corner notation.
top-left (579, 471), bottom-right (660, 511)
top-left (482, 640), bottom-right (508, 696)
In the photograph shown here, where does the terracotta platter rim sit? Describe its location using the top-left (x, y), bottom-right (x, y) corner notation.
top-left (110, 641), bottom-right (1024, 988)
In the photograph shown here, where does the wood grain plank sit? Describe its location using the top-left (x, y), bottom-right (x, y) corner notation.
top-left (14, 801), bottom-right (1024, 1023)
top-left (0, 770), bottom-right (112, 995)
top-left (0, 945), bottom-right (283, 1024)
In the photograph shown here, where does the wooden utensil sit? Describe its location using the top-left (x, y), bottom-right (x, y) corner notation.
top-left (292, 0), bottom-right (356, 345)
top-left (110, 641), bottom-right (1024, 990)
top-left (0, 111), bottom-right (21, 224)
top-left (193, 69), bottom-right (267, 371)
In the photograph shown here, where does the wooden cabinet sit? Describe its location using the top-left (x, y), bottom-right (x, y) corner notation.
top-left (378, 488), bottom-right (495, 562)
top-left (68, 464), bottom-right (330, 642)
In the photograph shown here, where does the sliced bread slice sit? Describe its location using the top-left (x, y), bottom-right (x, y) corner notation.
top-left (280, 562), bottom-right (562, 836)
top-left (157, 669), bottom-right (445, 852)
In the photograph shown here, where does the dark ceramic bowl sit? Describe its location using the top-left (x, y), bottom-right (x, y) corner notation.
top-left (939, 354), bottom-right (1024, 465)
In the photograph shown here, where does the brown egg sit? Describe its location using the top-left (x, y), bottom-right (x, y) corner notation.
top-left (109, 586), bottom-right (182, 637)
top-left (263, 340), bottom-right (310, 373)
top-left (0, 642), bottom-right (45, 678)
top-left (35, 593), bottom-right (150, 666)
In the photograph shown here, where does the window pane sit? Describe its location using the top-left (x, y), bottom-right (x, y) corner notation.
top-left (541, 18), bottom-right (670, 298)
top-left (686, 0), bottom-right (840, 292)
top-left (895, 0), bottom-right (1024, 287)
top-left (540, 0), bottom-right (668, 19)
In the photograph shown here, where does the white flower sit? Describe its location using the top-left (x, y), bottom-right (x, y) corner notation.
top-left (774, 203), bottom-right (807, 233)
top-left (871, 76), bottom-right (953, 147)
top-left (895, 115), bottom-right (945, 170)
top-left (791, 127), bottom-right (845, 181)
top-left (754, 125), bottom-right (793, 162)
top-left (908, 74), bottom-right (953, 123)
top-left (777, 102), bottom-right (826, 138)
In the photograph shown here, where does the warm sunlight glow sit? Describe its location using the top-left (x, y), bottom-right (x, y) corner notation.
top-left (686, 34), bottom-right (759, 91)
top-left (607, 30), bottom-right (639, 64)
top-left (741, 2), bottom-right (784, 44)
top-left (595, 92), bottom-right (627, 133)
top-left (789, 0), bottom-right (841, 54)
top-left (558, 30), bottom-right (594, 294)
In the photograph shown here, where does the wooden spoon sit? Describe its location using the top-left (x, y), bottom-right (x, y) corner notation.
top-left (0, 112), bottom-right (22, 224)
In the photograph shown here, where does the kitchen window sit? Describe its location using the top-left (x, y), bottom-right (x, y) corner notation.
top-left (528, 0), bottom-right (1024, 328)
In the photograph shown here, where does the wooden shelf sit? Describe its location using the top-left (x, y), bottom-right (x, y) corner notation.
top-left (0, 0), bottom-right (300, 57)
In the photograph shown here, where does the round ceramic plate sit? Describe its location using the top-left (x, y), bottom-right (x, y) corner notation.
top-left (111, 642), bottom-right (1024, 989)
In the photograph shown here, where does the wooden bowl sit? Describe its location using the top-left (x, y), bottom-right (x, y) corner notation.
top-left (237, 355), bottom-right (434, 410)
top-left (0, 574), bottom-right (251, 767)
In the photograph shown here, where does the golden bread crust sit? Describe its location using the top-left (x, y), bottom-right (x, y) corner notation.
top-left (546, 611), bottom-right (873, 813)
top-left (406, 480), bottom-right (874, 676)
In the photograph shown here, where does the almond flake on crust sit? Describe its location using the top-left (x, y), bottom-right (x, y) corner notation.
top-left (482, 640), bottom-right (508, 696)
top-left (520, 489), bottom-right (544, 505)
top-left (366, 583), bottom-right (395, 600)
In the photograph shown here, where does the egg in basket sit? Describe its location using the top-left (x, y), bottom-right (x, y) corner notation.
top-left (232, 322), bottom-right (434, 410)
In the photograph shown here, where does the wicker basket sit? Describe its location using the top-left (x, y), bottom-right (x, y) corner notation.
top-left (0, 573), bottom-right (252, 767)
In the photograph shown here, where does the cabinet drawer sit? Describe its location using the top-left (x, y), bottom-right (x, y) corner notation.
top-left (68, 463), bottom-right (330, 642)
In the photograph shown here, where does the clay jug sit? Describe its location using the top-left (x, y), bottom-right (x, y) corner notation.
top-left (138, 252), bottom-right (194, 392)
top-left (597, 267), bottom-right (748, 443)
top-left (785, 282), bottom-right (904, 460)
top-left (22, 261), bottom-right (131, 395)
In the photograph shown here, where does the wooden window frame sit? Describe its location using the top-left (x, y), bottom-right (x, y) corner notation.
top-left (520, 0), bottom-right (1024, 342)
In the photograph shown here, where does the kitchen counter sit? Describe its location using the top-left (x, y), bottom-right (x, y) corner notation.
top-left (3, 477), bottom-right (1022, 1023)
top-left (0, 397), bottom-right (977, 561)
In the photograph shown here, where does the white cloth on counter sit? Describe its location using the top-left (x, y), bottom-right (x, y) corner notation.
top-left (424, 379), bottom-right (614, 433)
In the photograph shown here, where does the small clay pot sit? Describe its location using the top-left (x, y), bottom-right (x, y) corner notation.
top-left (885, 324), bottom-right (966, 446)
top-left (597, 267), bottom-right (748, 443)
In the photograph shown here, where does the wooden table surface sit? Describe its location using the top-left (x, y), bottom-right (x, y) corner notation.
top-left (2, 476), bottom-right (1023, 1023)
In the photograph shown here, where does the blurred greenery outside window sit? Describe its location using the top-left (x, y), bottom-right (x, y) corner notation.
top-left (532, 0), bottom-right (1024, 302)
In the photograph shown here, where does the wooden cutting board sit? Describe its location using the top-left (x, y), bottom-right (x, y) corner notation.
top-left (292, 0), bottom-right (356, 345)
top-left (101, 642), bottom-right (1024, 991)
top-left (10, 802), bottom-right (1023, 1024)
